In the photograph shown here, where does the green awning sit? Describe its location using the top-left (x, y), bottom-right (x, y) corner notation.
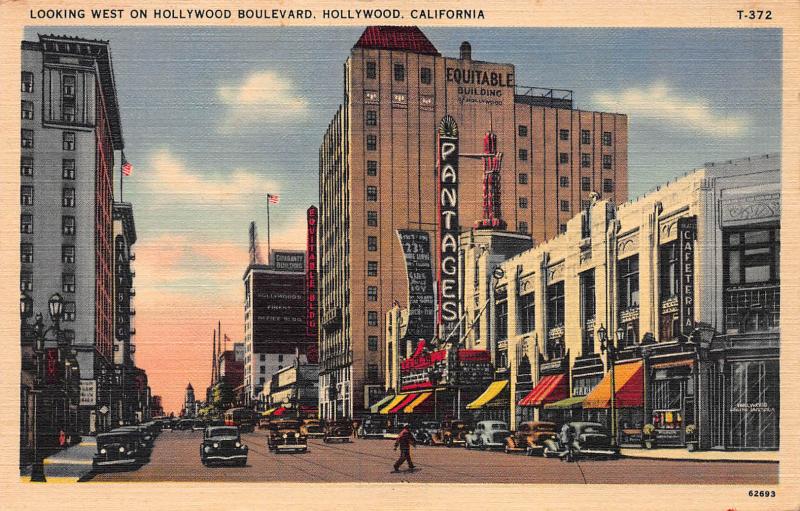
top-left (543, 395), bottom-right (586, 410)
top-left (369, 394), bottom-right (396, 413)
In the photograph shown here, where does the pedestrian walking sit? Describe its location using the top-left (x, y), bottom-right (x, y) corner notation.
top-left (393, 424), bottom-right (416, 472)
top-left (560, 423), bottom-right (576, 462)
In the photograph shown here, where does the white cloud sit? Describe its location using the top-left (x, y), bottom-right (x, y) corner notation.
top-left (217, 70), bottom-right (308, 131)
top-left (592, 82), bottom-right (747, 137)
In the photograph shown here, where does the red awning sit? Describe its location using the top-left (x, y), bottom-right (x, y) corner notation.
top-left (584, 361), bottom-right (644, 409)
top-left (518, 374), bottom-right (568, 407)
top-left (388, 393), bottom-right (418, 414)
top-left (272, 406), bottom-right (288, 416)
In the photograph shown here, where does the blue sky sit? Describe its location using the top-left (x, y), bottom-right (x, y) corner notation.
top-left (25, 27), bottom-right (781, 411)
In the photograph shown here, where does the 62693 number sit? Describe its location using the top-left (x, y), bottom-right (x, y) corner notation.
top-left (748, 490), bottom-right (776, 497)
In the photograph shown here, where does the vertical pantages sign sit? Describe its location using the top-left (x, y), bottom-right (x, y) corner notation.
top-left (396, 230), bottom-right (436, 343)
top-left (677, 216), bottom-right (696, 335)
top-left (437, 115), bottom-right (460, 337)
top-left (306, 206), bottom-right (319, 363)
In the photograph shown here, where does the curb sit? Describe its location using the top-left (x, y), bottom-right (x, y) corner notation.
top-left (620, 453), bottom-right (778, 464)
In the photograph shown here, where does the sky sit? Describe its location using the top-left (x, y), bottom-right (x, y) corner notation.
top-left (25, 27), bottom-right (781, 413)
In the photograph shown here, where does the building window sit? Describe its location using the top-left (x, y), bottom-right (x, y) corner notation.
top-left (580, 269), bottom-right (596, 354)
top-left (518, 197), bottom-right (528, 209)
top-left (21, 157), bottom-right (33, 177)
top-left (366, 186), bottom-right (378, 202)
top-left (367, 261), bottom-right (378, 276)
top-left (420, 67), bottom-right (432, 84)
top-left (518, 173), bottom-right (528, 185)
top-left (368, 236), bottom-right (378, 251)
top-left (659, 241), bottom-right (680, 341)
top-left (22, 71), bottom-right (33, 93)
top-left (21, 185), bottom-right (33, 206)
top-left (21, 214), bottom-right (33, 234)
top-left (367, 211), bottom-right (378, 227)
top-left (365, 110), bottom-right (377, 126)
top-left (366, 160), bottom-right (378, 176)
top-left (21, 272), bottom-right (32, 292)
top-left (547, 281), bottom-right (565, 329)
top-left (22, 101), bottom-right (34, 120)
top-left (62, 159), bottom-right (76, 180)
top-left (62, 245), bottom-right (75, 264)
top-left (559, 176), bottom-right (569, 188)
top-left (367, 364), bottom-right (379, 382)
top-left (518, 221), bottom-right (528, 234)
top-left (602, 132), bottom-right (612, 146)
top-left (368, 311), bottom-right (378, 326)
top-left (559, 223), bottom-right (567, 234)
top-left (62, 273), bottom-right (75, 294)
top-left (62, 75), bottom-right (75, 97)
top-left (559, 129), bottom-right (570, 140)
top-left (62, 101), bottom-right (75, 123)
top-left (518, 149), bottom-right (528, 161)
top-left (519, 292), bottom-right (535, 333)
top-left (581, 200), bottom-right (591, 210)
top-left (21, 243), bottom-right (33, 263)
top-left (603, 155), bottom-right (613, 169)
top-left (560, 200), bottom-right (569, 212)
top-left (366, 61), bottom-right (376, 79)
top-left (368, 336), bottom-right (378, 351)
top-left (22, 129), bottom-right (34, 148)
top-left (581, 129), bottom-right (590, 144)
top-left (367, 286), bottom-right (378, 301)
top-left (618, 255), bottom-right (640, 310)
top-left (581, 153), bottom-right (591, 168)
top-left (393, 63), bottom-right (405, 81)
top-left (495, 294), bottom-right (509, 341)
top-left (603, 179), bottom-right (614, 193)
top-left (559, 152), bottom-right (569, 164)
top-left (724, 228), bottom-right (780, 285)
top-left (63, 132), bottom-right (75, 151)
top-left (366, 134), bottom-right (377, 151)
top-left (62, 188), bottom-right (76, 207)
top-left (62, 216), bottom-right (76, 235)
top-left (260, 354), bottom-right (266, 362)
top-left (518, 125), bottom-right (528, 137)
top-left (62, 302), bottom-right (76, 322)
top-left (581, 177), bottom-right (591, 192)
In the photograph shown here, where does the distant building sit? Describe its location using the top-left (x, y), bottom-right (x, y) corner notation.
top-left (184, 383), bottom-right (196, 418)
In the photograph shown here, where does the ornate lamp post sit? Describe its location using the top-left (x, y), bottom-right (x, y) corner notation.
top-left (598, 325), bottom-right (624, 446)
top-left (427, 367), bottom-right (441, 422)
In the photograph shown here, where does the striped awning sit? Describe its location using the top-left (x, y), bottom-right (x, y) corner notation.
top-left (388, 394), bottom-right (419, 414)
top-left (262, 407), bottom-right (277, 416)
top-left (379, 395), bottom-right (406, 415)
top-left (272, 406), bottom-right (288, 416)
top-left (544, 395), bottom-right (586, 410)
top-left (518, 374), bottom-right (568, 407)
top-left (404, 392), bottom-right (432, 413)
top-left (583, 361), bottom-right (644, 409)
top-left (466, 380), bottom-right (509, 410)
top-left (369, 394), bottom-right (396, 413)
top-left (651, 358), bottom-right (694, 370)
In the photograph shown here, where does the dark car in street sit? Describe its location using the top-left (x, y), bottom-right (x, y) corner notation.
top-left (411, 421), bottom-right (441, 445)
top-left (114, 425), bottom-right (155, 455)
top-left (356, 415), bottom-right (388, 439)
top-left (300, 419), bottom-right (324, 438)
top-left (323, 419), bottom-right (353, 443)
top-left (267, 419), bottom-right (307, 453)
top-left (543, 421), bottom-right (620, 459)
top-left (92, 430), bottom-right (146, 471)
top-left (200, 426), bottom-right (249, 466)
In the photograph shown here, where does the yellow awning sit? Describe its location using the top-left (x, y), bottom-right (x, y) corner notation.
top-left (466, 380), bottom-right (509, 410)
top-left (379, 394), bottom-right (407, 415)
top-left (583, 361), bottom-right (644, 409)
top-left (262, 407), bottom-right (277, 416)
top-left (403, 392), bottom-right (432, 413)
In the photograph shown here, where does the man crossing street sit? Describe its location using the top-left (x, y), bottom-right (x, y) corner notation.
top-left (393, 424), bottom-right (416, 472)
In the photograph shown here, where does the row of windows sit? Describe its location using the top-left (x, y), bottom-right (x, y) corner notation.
top-left (519, 127), bottom-right (613, 146)
top-left (22, 158), bottom-right (77, 179)
top-left (365, 61), bottom-right (432, 85)
top-left (516, 176), bottom-right (614, 192)
top-left (22, 130), bottom-right (76, 150)
top-left (20, 186), bottom-right (76, 207)
top-left (22, 241), bottom-right (77, 264)
top-left (518, 149), bottom-right (613, 169)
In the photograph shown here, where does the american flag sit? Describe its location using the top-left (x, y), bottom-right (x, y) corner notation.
top-left (121, 153), bottom-right (133, 176)
top-left (267, 193), bottom-right (280, 204)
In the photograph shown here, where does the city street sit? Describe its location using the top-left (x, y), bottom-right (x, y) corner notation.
top-left (87, 429), bottom-right (778, 484)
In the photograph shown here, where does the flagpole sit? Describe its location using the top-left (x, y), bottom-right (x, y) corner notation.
top-left (120, 151), bottom-right (124, 202)
top-left (267, 196), bottom-right (272, 265)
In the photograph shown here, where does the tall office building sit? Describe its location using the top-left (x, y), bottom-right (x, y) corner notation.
top-left (21, 35), bottom-right (125, 434)
top-left (318, 26), bottom-right (628, 420)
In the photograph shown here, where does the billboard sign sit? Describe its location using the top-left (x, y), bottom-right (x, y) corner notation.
top-left (396, 229), bottom-right (435, 343)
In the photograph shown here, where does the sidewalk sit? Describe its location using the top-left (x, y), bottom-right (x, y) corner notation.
top-left (20, 436), bottom-right (96, 483)
top-left (620, 447), bottom-right (778, 463)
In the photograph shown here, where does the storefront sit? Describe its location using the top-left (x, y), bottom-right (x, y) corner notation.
top-left (583, 360), bottom-right (644, 445)
top-left (726, 358), bottom-right (779, 450)
top-left (648, 357), bottom-right (695, 447)
top-left (466, 380), bottom-right (510, 423)
top-left (518, 373), bottom-right (568, 422)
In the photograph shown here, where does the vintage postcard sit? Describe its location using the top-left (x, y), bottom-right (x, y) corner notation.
top-left (0, 0), bottom-right (797, 509)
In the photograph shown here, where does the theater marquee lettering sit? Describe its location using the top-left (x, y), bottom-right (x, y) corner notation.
top-left (437, 115), bottom-right (460, 335)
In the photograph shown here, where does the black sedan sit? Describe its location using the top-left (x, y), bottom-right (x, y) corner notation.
top-left (92, 430), bottom-right (145, 471)
top-left (200, 426), bottom-right (248, 466)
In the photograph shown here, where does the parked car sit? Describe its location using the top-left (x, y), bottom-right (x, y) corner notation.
top-left (267, 419), bottom-right (307, 453)
top-left (464, 420), bottom-right (511, 450)
top-left (356, 415), bottom-right (388, 439)
top-left (429, 419), bottom-right (470, 447)
top-left (300, 419), bottom-right (324, 438)
top-left (504, 421), bottom-right (558, 456)
top-left (175, 419), bottom-right (194, 431)
top-left (543, 422), bottom-right (620, 459)
top-left (323, 419), bottom-right (353, 443)
top-left (92, 430), bottom-right (145, 471)
top-left (411, 421), bottom-right (440, 444)
top-left (114, 425), bottom-right (154, 455)
top-left (200, 426), bottom-right (248, 466)
top-left (192, 419), bottom-right (205, 431)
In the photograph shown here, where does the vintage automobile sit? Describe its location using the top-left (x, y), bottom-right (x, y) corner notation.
top-left (175, 419), bottom-right (194, 431)
top-left (464, 420), bottom-right (511, 450)
top-left (224, 407), bottom-right (257, 433)
top-left (411, 421), bottom-right (440, 444)
top-left (114, 425), bottom-right (155, 455)
top-left (428, 419), bottom-right (470, 447)
top-left (200, 426), bottom-right (249, 466)
top-left (356, 415), bottom-right (388, 439)
top-left (543, 422), bottom-right (620, 459)
top-left (191, 419), bottom-right (206, 431)
top-left (504, 421), bottom-right (558, 456)
top-left (323, 419), bottom-right (354, 443)
top-left (267, 419), bottom-right (308, 453)
top-left (92, 430), bottom-right (145, 471)
top-left (258, 416), bottom-right (272, 430)
top-left (300, 419), bottom-right (325, 438)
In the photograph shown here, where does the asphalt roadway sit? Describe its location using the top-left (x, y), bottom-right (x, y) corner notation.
top-left (86, 428), bottom-right (778, 484)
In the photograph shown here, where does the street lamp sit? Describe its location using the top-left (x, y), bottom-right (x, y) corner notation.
top-left (427, 367), bottom-right (441, 421)
top-left (598, 325), bottom-right (620, 446)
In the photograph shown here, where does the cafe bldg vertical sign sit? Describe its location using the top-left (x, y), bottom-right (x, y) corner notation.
top-left (678, 216), bottom-right (696, 334)
top-left (437, 115), bottom-right (459, 336)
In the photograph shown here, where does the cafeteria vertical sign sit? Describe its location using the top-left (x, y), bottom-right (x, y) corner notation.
top-left (678, 216), bottom-right (697, 334)
top-left (437, 115), bottom-right (459, 337)
top-left (396, 230), bottom-right (435, 343)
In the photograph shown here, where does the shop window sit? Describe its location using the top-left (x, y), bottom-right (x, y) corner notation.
top-left (581, 129), bottom-right (590, 144)
top-left (366, 61), bottom-right (376, 79)
top-left (519, 292), bottom-right (535, 333)
top-left (420, 67), bottom-right (432, 84)
top-left (518, 173), bottom-right (528, 184)
top-left (728, 360), bottom-right (778, 449)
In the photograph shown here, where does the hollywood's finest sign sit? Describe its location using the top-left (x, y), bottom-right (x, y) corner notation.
top-left (437, 115), bottom-right (459, 335)
top-left (397, 230), bottom-right (435, 343)
top-left (677, 216), bottom-right (696, 334)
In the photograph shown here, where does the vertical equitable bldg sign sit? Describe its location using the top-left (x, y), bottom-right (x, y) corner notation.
top-left (678, 216), bottom-right (696, 334)
top-left (437, 115), bottom-right (459, 336)
top-left (306, 206), bottom-right (319, 364)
